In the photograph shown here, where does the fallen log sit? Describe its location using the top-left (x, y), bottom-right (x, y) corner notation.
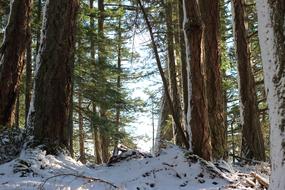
top-left (250, 172), bottom-right (269, 189)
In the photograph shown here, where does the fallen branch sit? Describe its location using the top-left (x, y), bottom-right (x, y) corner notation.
top-left (250, 172), bottom-right (269, 188)
top-left (229, 154), bottom-right (266, 165)
top-left (39, 173), bottom-right (119, 190)
top-left (245, 178), bottom-right (256, 188)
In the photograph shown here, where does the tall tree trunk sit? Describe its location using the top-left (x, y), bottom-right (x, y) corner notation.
top-left (89, 0), bottom-right (102, 163)
top-left (25, 17), bottom-right (32, 128)
top-left (114, 5), bottom-right (122, 153)
top-left (199, 0), bottom-right (226, 159)
top-left (256, 0), bottom-right (285, 189)
top-left (28, 0), bottom-right (78, 148)
top-left (98, 0), bottom-right (110, 163)
top-left (78, 91), bottom-right (86, 163)
top-left (179, 0), bottom-right (188, 122)
top-left (183, 0), bottom-right (212, 160)
top-left (0, 0), bottom-right (32, 127)
top-left (138, 0), bottom-right (189, 149)
top-left (232, 0), bottom-right (265, 161)
top-left (165, 0), bottom-right (183, 146)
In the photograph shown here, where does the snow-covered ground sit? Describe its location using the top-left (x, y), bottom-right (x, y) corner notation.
top-left (0, 144), bottom-right (269, 190)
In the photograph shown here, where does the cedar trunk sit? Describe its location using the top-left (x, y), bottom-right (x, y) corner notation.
top-left (232, 0), bottom-right (265, 161)
top-left (183, 0), bottom-right (212, 160)
top-left (29, 0), bottom-right (78, 148)
top-left (0, 0), bottom-right (32, 127)
top-left (200, 0), bottom-right (226, 159)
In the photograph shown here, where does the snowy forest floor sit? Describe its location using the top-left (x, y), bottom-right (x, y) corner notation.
top-left (0, 143), bottom-right (270, 190)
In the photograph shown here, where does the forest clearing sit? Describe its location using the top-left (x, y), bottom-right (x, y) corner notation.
top-left (0, 0), bottom-right (284, 189)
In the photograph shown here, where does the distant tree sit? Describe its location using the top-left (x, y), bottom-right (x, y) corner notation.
top-left (28, 0), bottom-right (78, 148)
top-left (256, 0), bottom-right (285, 189)
top-left (232, 0), bottom-right (265, 161)
top-left (138, 0), bottom-right (189, 149)
top-left (164, 0), bottom-right (184, 146)
top-left (0, 0), bottom-right (32, 127)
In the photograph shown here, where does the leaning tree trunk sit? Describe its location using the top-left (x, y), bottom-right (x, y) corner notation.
top-left (183, 0), bottom-right (212, 160)
top-left (256, 0), bottom-right (285, 189)
top-left (199, 0), bottom-right (226, 160)
top-left (232, 0), bottom-right (265, 161)
top-left (28, 0), bottom-right (78, 148)
top-left (138, 0), bottom-right (189, 149)
top-left (0, 0), bottom-right (32, 127)
top-left (165, 0), bottom-right (184, 146)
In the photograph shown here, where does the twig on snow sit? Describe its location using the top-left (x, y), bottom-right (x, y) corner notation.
top-left (39, 173), bottom-right (119, 190)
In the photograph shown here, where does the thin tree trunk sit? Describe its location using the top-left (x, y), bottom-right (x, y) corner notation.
top-left (25, 17), bottom-right (32, 128)
top-left (179, 0), bottom-right (188, 120)
top-left (89, 0), bottom-right (102, 164)
top-left (28, 0), bottom-right (78, 148)
top-left (114, 6), bottom-right (122, 154)
top-left (78, 91), bottom-right (86, 163)
top-left (232, 0), bottom-right (265, 161)
top-left (0, 0), bottom-right (32, 127)
top-left (138, 0), bottom-right (189, 149)
top-left (98, 0), bottom-right (110, 163)
top-left (165, 0), bottom-right (183, 146)
top-left (199, 0), bottom-right (226, 160)
top-left (256, 0), bottom-right (285, 189)
top-left (183, 0), bottom-right (212, 160)
top-left (92, 103), bottom-right (102, 164)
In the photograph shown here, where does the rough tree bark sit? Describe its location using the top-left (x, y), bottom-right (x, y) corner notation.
top-left (199, 0), bottom-right (226, 159)
top-left (256, 0), bottom-right (285, 189)
top-left (0, 0), bottom-right (32, 127)
top-left (183, 0), bottom-right (212, 160)
top-left (165, 0), bottom-right (184, 146)
top-left (232, 0), bottom-right (265, 161)
top-left (28, 0), bottom-right (78, 148)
